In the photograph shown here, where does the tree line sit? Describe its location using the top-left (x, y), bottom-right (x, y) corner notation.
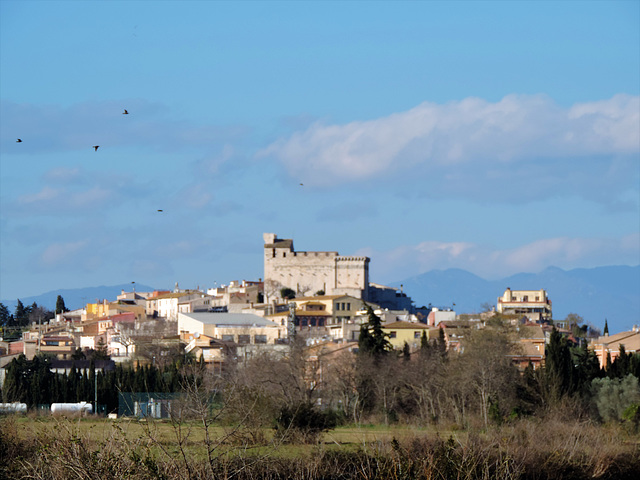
top-left (0, 296), bottom-right (69, 339)
top-left (0, 354), bottom-right (189, 413)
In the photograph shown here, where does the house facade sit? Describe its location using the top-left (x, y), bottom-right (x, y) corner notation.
top-left (496, 288), bottom-right (552, 322)
top-left (381, 321), bottom-right (436, 351)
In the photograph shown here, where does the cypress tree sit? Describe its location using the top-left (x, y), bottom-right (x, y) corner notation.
top-left (420, 330), bottom-right (430, 352)
top-left (437, 327), bottom-right (447, 356)
top-left (55, 295), bottom-right (69, 314)
top-left (545, 327), bottom-right (574, 399)
top-left (402, 341), bottom-right (411, 361)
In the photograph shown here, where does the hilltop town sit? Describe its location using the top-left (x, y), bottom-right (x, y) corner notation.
top-left (2, 233), bottom-right (637, 381)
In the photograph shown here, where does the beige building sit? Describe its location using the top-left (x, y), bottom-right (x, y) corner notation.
top-left (292, 295), bottom-right (369, 340)
top-left (149, 291), bottom-right (206, 321)
top-left (263, 233), bottom-right (370, 304)
top-left (496, 288), bottom-right (552, 322)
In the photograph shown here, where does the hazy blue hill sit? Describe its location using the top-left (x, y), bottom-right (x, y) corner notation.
top-left (396, 265), bottom-right (640, 333)
top-left (400, 268), bottom-right (495, 310)
top-left (1, 284), bottom-right (157, 312)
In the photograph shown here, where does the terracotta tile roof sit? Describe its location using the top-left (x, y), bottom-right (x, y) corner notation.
top-left (593, 331), bottom-right (640, 352)
top-left (382, 321), bottom-right (431, 330)
top-left (295, 310), bottom-right (331, 317)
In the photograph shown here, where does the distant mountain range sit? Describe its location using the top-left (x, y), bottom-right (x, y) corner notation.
top-left (1, 284), bottom-right (156, 313)
top-left (394, 265), bottom-right (640, 333)
top-left (2, 265), bottom-right (638, 334)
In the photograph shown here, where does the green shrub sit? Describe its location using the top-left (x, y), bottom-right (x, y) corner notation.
top-left (274, 402), bottom-right (338, 443)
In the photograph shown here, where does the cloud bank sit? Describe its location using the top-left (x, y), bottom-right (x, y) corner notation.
top-left (261, 94), bottom-right (639, 204)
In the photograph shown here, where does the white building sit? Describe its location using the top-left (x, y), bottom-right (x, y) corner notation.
top-left (178, 312), bottom-right (286, 345)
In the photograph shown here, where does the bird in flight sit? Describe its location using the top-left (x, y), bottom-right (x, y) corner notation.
top-left (93, 145), bottom-right (99, 151)
top-left (157, 209), bottom-right (164, 212)
top-left (16, 139), bottom-right (22, 143)
top-left (123, 109), bottom-right (129, 115)
top-left (299, 183), bottom-right (304, 186)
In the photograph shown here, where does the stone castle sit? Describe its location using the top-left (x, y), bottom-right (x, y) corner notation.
top-left (263, 233), bottom-right (370, 304)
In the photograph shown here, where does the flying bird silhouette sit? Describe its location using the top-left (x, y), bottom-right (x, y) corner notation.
top-left (93, 145), bottom-right (99, 151)
top-left (157, 209), bottom-right (164, 212)
top-left (16, 139), bottom-right (22, 143)
top-left (122, 109), bottom-right (129, 115)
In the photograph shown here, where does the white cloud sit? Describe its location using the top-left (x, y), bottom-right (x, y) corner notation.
top-left (14, 185), bottom-right (116, 214)
top-left (366, 233), bottom-right (640, 282)
top-left (10, 168), bottom-right (145, 215)
top-left (17, 186), bottom-right (61, 205)
top-left (40, 240), bottom-right (89, 268)
top-left (260, 94), bottom-right (640, 204)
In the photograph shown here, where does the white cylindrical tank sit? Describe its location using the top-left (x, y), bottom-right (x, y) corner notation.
top-left (0, 402), bottom-right (28, 414)
top-left (51, 402), bottom-right (93, 415)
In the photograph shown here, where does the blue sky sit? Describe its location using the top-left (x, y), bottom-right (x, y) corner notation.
top-left (1, 0), bottom-right (639, 303)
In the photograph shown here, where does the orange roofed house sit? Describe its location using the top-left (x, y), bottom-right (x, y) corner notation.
top-left (590, 327), bottom-right (640, 369)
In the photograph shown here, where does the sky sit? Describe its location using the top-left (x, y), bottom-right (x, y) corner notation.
top-left (1, 0), bottom-right (639, 303)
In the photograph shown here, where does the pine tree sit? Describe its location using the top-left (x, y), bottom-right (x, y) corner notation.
top-left (358, 306), bottom-right (391, 357)
top-left (572, 341), bottom-right (602, 395)
top-left (14, 300), bottom-right (29, 327)
top-left (0, 303), bottom-right (10, 327)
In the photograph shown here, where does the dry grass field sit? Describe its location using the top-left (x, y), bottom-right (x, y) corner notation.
top-left (2, 413), bottom-right (640, 479)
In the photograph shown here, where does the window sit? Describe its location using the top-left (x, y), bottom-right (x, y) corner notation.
top-left (254, 335), bottom-right (267, 344)
top-left (341, 303), bottom-right (346, 310)
top-left (221, 334), bottom-right (234, 342)
top-left (414, 331), bottom-right (421, 339)
top-left (238, 335), bottom-right (250, 344)
top-left (523, 296), bottom-right (528, 302)
top-left (347, 303), bottom-right (351, 310)
top-left (335, 303), bottom-right (340, 311)
top-left (390, 331), bottom-right (397, 339)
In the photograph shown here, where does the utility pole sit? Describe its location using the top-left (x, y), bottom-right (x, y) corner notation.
top-left (94, 364), bottom-right (98, 415)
